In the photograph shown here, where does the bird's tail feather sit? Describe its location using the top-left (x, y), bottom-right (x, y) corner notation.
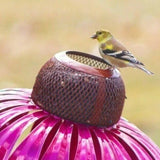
top-left (135, 65), bottom-right (154, 75)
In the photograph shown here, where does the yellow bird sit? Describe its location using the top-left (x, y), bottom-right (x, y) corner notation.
top-left (91, 30), bottom-right (153, 75)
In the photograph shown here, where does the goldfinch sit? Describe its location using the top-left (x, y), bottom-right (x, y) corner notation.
top-left (91, 30), bottom-right (153, 75)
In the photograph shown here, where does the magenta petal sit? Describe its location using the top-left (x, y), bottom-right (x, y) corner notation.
top-left (0, 105), bottom-right (36, 128)
top-left (0, 101), bottom-right (31, 109)
top-left (0, 88), bottom-right (31, 96)
top-left (118, 122), bottom-right (160, 159)
top-left (90, 129), bottom-right (116, 160)
top-left (9, 117), bottom-right (60, 160)
top-left (92, 129), bottom-right (132, 160)
top-left (73, 126), bottom-right (97, 160)
top-left (111, 130), bottom-right (153, 159)
top-left (0, 111), bottom-right (47, 159)
top-left (41, 121), bottom-right (74, 160)
top-left (0, 89), bottom-right (31, 103)
top-left (0, 95), bottom-right (30, 101)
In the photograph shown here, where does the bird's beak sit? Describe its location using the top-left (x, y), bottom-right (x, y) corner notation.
top-left (91, 34), bottom-right (97, 39)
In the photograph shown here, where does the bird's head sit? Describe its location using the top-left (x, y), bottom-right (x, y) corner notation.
top-left (91, 30), bottom-right (113, 42)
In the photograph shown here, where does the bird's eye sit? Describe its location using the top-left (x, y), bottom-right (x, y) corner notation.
top-left (98, 32), bottom-right (102, 35)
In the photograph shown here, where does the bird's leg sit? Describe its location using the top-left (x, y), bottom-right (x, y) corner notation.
top-left (108, 65), bottom-right (115, 71)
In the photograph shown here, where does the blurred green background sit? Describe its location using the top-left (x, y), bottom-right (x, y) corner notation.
top-left (0, 0), bottom-right (160, 145)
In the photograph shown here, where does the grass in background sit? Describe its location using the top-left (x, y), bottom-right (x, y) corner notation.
top-left (0, 0), bottom-right (160, 145)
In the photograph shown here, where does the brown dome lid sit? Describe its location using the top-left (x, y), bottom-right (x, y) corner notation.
top-left (31, 51), bottom-right (125, 127)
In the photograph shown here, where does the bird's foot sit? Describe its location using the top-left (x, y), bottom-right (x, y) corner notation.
top-left (108, 66), bottom-right (116, 71)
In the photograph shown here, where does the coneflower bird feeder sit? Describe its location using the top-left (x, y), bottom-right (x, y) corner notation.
top-left (0, 51), bottom-right (159, 160)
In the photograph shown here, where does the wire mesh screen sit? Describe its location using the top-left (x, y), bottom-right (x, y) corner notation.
top-left (66, 51), bottom-right (109, 69)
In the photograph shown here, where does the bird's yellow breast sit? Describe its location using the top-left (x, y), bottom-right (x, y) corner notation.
top-left (101, 43), bottom-right (113, 50)
top-left (106, 44), bottom-right (113, 50)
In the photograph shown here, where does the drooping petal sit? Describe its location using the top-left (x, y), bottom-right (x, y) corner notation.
top-left (0, 111), bottom-right (47, 160)
top-left (9, 116), bottom-right (60, 160)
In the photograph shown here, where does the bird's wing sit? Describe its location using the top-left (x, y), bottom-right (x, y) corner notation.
top-left (103, 50), bottom-right (144, 65)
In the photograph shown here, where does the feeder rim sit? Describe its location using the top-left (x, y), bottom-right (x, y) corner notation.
top-left (54, 50), bottom-right (120, 78)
